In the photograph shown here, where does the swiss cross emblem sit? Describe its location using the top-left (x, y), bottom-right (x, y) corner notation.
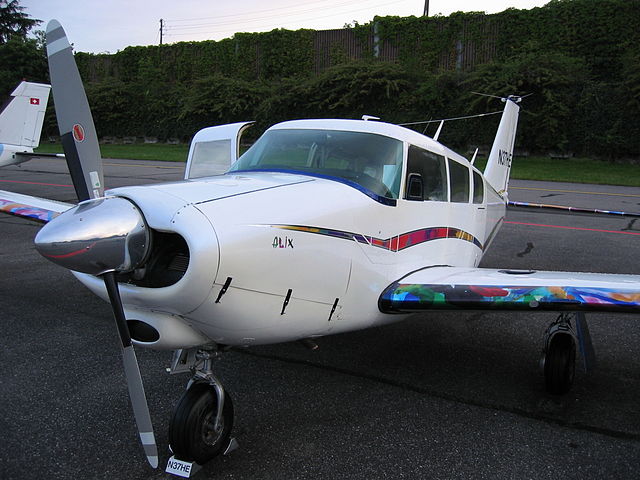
top-left (30, 97), bottom-right (40, 105)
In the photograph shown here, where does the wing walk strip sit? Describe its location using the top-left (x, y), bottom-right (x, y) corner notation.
top-left (271, 225), bottom-right (484, 251)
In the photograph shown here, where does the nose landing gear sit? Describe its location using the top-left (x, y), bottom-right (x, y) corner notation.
top-left (166, 347), bottom-right (238, 477)
top-left (169, 381), bottom-right (234, 464)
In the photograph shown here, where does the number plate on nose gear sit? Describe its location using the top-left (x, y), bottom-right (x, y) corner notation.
top-left (166, 456), bottom-right (201, 478)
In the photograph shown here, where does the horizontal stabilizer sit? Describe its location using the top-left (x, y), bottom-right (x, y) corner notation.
top-left (379, 266), bottom-right (640, 314)
top-left (14, 151), bottom-right (65, 163)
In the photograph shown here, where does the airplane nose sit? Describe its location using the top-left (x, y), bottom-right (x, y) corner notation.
top-left (35, 196), bottom-right (150, 275)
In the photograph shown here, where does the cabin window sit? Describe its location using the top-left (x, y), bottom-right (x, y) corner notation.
top-left (472, 170), bottom-right (484, 204)
top-left (188, 139), bottom-right (231, 178)
top-left (229, 129), bottom-right (403, 199)
top-left (404, 145), bottom-right (447, 201)
top-left (449, 159), bottom-right (470, 203)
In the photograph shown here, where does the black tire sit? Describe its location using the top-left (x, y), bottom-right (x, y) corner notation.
top-left (544, 333), bottom-right (576, 395)
top-left (169, 382), bottom-right (234, 464)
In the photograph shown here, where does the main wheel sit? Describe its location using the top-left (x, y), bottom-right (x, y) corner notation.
top-left (169, 382), bottom-right (234, 465)
top-left (544, 333), bottom-right (576, 395)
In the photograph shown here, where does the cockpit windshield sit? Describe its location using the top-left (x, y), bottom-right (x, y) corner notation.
top-left (228, 129), bottom-right (404, 199)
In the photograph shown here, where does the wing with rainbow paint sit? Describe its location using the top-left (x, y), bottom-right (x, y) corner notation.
top-left (379, 266), bottom-right (640, 314)
top-left (0, 190), bottom-right (72, 223)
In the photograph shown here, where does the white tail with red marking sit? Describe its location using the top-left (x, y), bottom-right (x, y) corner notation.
top-left (0, 81), bottom-right (50, 148)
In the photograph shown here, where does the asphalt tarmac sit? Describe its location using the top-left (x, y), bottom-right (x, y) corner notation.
top-left (2, 158), bottom-right (640, 479)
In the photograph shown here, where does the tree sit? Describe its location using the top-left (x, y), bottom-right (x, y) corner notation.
top-left (0, 0), bottom-right (40, 43)
top-left (0, 1), bottom-right (45, 99)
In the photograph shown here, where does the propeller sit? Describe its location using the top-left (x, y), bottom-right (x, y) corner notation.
top-left (42, 20), bottom-right (158, 468)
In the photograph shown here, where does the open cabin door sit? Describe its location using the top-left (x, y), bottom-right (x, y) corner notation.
top-left (184, 121), bottom-right (254, 179)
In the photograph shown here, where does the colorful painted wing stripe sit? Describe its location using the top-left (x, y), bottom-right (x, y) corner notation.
top-left (379, 283), bottom-right (640, 314)
top-left (0, 198), bottom-right (59, 223)
top-left (271, 225), bottom-right (484, 252)
top-left (508, 201), bottom-right (640, 218)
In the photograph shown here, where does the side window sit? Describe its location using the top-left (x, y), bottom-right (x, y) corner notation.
top-left (405, 145), bottom-right (447, 201)
top-left (449, 159), bottom-right (470, 203)
top-left (472, 171), bottom-right (484, 204)
top-left (188, 139), bottom-right (232, 178)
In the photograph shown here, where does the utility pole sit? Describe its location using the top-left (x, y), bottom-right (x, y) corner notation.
top-left (423, 0), bottom-right (429, 16)
top-left (159, 18), bottom-right (164, 45)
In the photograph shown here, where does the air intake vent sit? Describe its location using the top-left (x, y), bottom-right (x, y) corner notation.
top-left (120, 230), bottom-right (190, 288)
top-left (169, 254), bottom-right (189, 272)
top-left (127, 320), bottom-right (160, 343)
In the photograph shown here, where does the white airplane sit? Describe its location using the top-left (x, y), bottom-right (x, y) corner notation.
top-left (2, 20), bottom-right (640, 477)
top-left (0, 81), bottom-right (59, 167)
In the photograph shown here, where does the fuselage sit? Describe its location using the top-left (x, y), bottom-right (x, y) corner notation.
top-left (0, 143), bottom-right (32, 167)
top-left (74, 119), bottom-right (507, 348)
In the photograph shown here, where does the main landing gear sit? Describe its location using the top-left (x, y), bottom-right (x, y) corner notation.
top-left (166, 347), bottom-right (238, 477)
top-left (540, 312), bottom-right (596, 395)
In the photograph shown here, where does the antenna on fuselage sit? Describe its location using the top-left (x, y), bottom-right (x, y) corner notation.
top-left (470, 147), bottom-right (479, 165)
top-left (362, 115), bottom-right (380, 121)
top-left (432, 120), bottom-right (444, 141)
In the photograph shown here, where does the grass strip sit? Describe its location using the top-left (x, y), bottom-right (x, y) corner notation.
top-left (36, 143), bottom-right (639, 187)
top-left (474, 156), bottom-right (640, 187)
top-left (36, 142), bottom-right (189, 162)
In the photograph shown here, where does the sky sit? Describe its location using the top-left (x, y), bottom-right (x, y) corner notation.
top-left (21, 0), bottom-right (550, 54)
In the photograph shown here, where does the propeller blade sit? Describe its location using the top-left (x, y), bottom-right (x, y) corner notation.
top-left (46, 19), bottom-right (104, 202)
top-left (103, 271), bottom-right (159, 468)
top-left (44, 19), bottom-right (156, 468)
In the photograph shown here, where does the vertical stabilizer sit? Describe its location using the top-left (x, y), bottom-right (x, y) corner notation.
top-left (0, 81), bottom-right (51, 147)
top-left (483, 96), bottom-right (521, 196)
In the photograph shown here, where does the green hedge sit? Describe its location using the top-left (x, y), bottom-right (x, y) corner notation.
top-left (35, 0), bottom-right (638, 158)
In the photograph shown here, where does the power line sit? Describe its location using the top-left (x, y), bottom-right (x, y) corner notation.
top-left (167, 0), bottom-right (363, 29)
top-left (168, 0), bottom-right (374, 23)
top-left (164, 0), bottom-right (414, 33)
top-left (398, 111), bottom-right (503, 126)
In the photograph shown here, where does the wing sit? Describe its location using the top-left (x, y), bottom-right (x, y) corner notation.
top-left (379, 266), bottom-right (640, 314)
top-left (0, 189), bottom-right (73, 223)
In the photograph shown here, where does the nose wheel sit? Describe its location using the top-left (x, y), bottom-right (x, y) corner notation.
top-left (169, 382), bottom-right (234, 465)
top-left (166, 347), bottom-right (238, 475)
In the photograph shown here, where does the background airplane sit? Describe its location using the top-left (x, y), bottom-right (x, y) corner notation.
top-left (1, 19), bottom-right (639, 477)
top-left (0, 81), bottom-right (64, 167)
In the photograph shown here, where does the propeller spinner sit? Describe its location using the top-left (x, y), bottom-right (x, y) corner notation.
top-left (34, 197), bottom-right (149, 275)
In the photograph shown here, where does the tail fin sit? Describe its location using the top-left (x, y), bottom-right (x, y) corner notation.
top-left (483, 95), bottom-right (521, 196)
top-left (0, 81), bottom-right (51, 147)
